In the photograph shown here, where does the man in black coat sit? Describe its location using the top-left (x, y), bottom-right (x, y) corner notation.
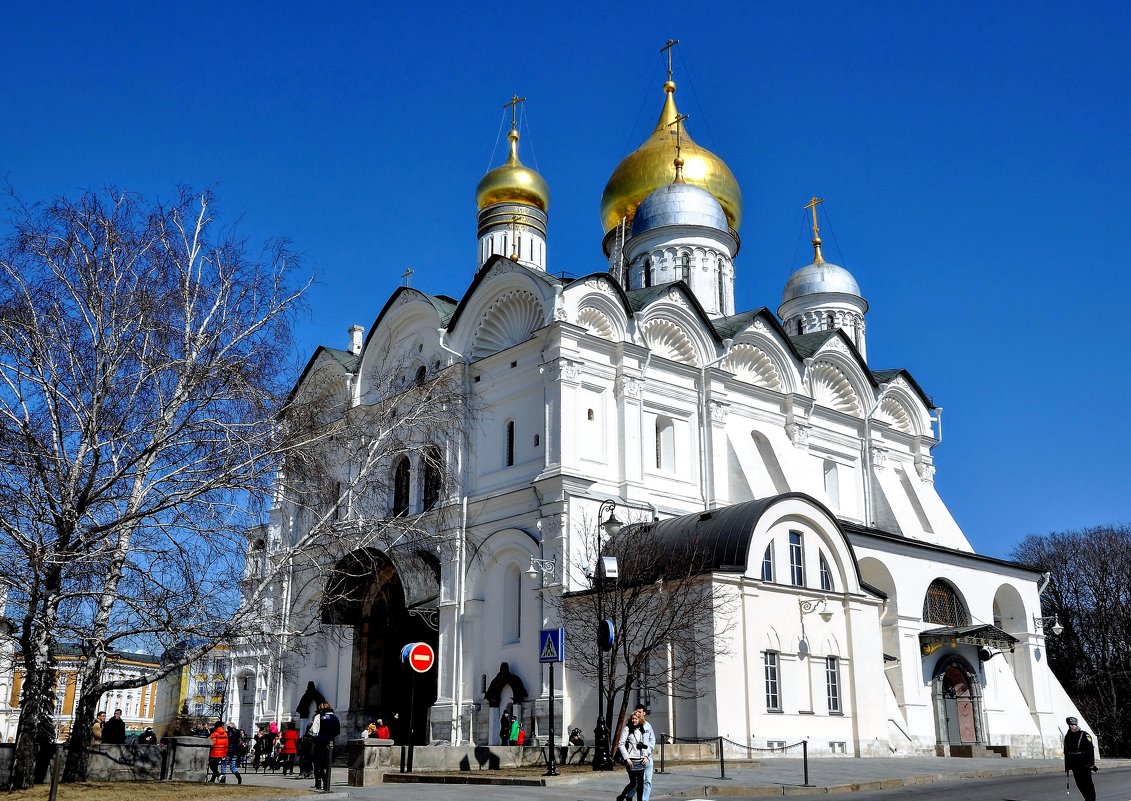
top-left (101, 709), bottom-right (126, 744)
top-left (1064, 716), bottom-right (1098, 801)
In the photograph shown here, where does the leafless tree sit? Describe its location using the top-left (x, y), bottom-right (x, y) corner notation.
top-left (554, 518), bottom-right (734, 758)
top-left (0, 187), bottom-right (309, 787)
top-left (1013, 524), bottom-right (1131, 757)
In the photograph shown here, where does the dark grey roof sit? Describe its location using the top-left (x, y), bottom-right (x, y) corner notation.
top-left (788, 331), bottom-right (839, 358)
top-left (712, 308), bottom-right (773, 340)
top-left (612, 494), bottom-right (862, 589)
top-left (624, 285), bottom-right (678, 313)
top-left (321, 347), bottom-right (360, 373)
top-left (840, 520), bottom-right (1042, 574)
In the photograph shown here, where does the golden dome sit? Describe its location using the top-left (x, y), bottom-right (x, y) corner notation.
top-left (600, 80), bottom-right (741, 234)
top-left (476, 129), bottom-right (550, 212)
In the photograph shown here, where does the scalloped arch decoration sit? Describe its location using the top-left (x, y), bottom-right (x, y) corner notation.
top-left (877, 396), bottom-right (913, 433)
top-left (811, 361), bottom-right (861, 416)
top-left (471, 290), bottom-right (545, 360)
top-left (641, 318), bottom-right (698, 366)
top-left (577, 306), bottom-right (616, 341)
top-left (724, 343), bottom-right (781, 390)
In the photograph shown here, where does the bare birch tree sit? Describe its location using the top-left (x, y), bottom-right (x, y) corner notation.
top-left (0, 188), bottom-right (309, 787)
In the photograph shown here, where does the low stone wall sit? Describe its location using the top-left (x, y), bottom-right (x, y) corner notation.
top-left (346, 739), bottom-right (718, 784)
top-left (0, 738), bottom-right (209, 785)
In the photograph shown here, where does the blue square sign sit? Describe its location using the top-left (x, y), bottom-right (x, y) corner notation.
top-left (539, 627), bottom-right (565, 663)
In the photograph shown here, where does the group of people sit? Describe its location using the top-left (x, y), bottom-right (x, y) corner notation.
top-left (90, 709), bottom-right (126, 745)
top-left (363, 718), bottom-right (392, 740)
top-left (211, 703), bottom-right (339, 790)
top-left (497, 710), bottom-right (527, 745)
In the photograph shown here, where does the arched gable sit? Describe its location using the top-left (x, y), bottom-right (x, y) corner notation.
top-left (640, 316), bottom-right (700, 366)
top-left (443, 258), bottom-right (558, 359)
top-left (566, 276), bottom-right (631, 343)
top-left (464, 527), bottom-right (540, 599)
top-left (723, 342), bottom-right (784, 390)
top-left (874, 378), bottom-right (932, 437)
top-left (810, 359), bottom-right (863, 416)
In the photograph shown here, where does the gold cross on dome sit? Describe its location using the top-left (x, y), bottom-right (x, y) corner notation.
top-left (804, 197), bottom-right (826, 264)
top-left (504, 95), bottom-right (527, 131)
top-left (401, 267), bottom-right (414, 287)
top-left (661, 39), bottom-right (680, 82)
top-left (668, 112), bottom-right (690, 181)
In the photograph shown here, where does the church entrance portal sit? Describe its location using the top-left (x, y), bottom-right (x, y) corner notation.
top-left (324, 548), bottom-right (439, 744)
top-left (932, 656), bottom-right (983, 747)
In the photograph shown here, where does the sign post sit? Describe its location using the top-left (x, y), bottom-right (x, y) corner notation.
top-left (400, 642), bottom-right (435, 773)
top-left (539, 628), bottom-right (565, 777)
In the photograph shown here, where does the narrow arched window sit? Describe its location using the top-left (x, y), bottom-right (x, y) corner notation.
top-left (655, 415), bottom-right (675, 470)
top-left (680, 253), bottom-right (690, 282)
top-left (503, 564), bottom-right (522, 643)
top-left (761, 542), bottom-right (774, 582)
top-left (415, 365), bottom-right (427, 385)
top-left (819, 553), bottom-right (834, 592)
top-left (826, 312), bottom-right (835, 329)
top-left (717, 259), bottom-right (726, 311)
top-left (643, 258), bottom-right (652, 288)
top-left (796, 318), bottom-right (804, 336)
top-left (789, 531), bottom-right (805, 586)
top-left (392, 457), bottom-right (410, 516)
top-left (823, 460), bottom-right (840, 510)
top-left (505, 420), bottom-right (515, 467)
top-left (422, 446), bottom-right (441, 511)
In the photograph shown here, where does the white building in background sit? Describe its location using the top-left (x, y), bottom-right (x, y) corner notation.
top-left (237, 60), bottom-right (1085, 758)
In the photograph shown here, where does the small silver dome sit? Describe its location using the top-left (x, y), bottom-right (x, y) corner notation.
top-left (631, 183), bottom-right (728, 236)
top-left (781, 260), bottom-right (862, 304)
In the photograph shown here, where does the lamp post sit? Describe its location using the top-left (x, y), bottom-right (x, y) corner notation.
top-left (592, 499), bottom-right (621, 771)
top-left (1033, 614), bottom-right (1064, 636)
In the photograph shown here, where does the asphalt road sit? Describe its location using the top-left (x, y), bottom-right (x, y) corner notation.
top-left (815, 767), bottom-right (1131, 801)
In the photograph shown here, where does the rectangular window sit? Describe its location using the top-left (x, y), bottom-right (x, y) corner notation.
top-left (826, 656), bottom-right (841, 713)
top-left (789, 531), bottom-right (804, 587)
top-left (764, 651), bottom-right (781, 711)
top-left (829, 741), bottom-right (846, 753)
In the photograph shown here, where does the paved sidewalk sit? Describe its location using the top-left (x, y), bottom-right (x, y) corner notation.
top-left (231, 756), bottom-right (1131, 800)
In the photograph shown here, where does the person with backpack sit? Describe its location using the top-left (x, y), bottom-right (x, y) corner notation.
top-left (310, 702), bottom-right (340, 791)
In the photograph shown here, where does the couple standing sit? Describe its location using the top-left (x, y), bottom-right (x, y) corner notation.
top-left (616, 704), bottom-right (655, 801)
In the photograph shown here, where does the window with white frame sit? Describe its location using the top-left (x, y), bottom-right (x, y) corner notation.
top-left (764, 651), bottom-right (781, 711)
top-left (826, 656), bottom-right (841, 713)
top-left (761, 542), bottom-right (774, 582)
top-left (819, 553), bottom-right (834, 592)
top-left (789, 531), bottom-right (804, 586)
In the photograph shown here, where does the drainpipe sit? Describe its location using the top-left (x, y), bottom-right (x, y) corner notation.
top-left (698, 338), bottom-right (733, 509)
top-left (438, 329), bottom-right (470, 744)
top-left (930, 406), bottom-right (944, 446)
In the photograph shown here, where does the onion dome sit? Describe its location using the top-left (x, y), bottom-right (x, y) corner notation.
top-left (600, 80), bottom-right (741, 234)
top-left (782, 261), bottom-right (862, 304)
top-left (632, 182), bottom-right (728, 237)
top-left (476, 128), bottom-right (550, 212)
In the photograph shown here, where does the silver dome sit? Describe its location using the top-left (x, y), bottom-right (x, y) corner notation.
top-left (781, 260), bottom-right (862, 304)
top-left (631, 183), bottom-right (728, 236)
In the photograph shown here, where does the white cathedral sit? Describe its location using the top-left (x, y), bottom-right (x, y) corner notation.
top-left (233, 63), bottom-right (1086, 760)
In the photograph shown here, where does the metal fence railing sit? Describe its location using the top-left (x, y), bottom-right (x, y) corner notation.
top-left (658, 734), bottom-right (812, 785)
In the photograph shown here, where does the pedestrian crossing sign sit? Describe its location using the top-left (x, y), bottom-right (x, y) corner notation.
top-left (539, 627), bottom-right (565, 663)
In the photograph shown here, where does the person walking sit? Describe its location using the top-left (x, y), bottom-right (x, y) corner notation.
top-left (616, 705), bottom-right (656, 801)
top-left (207, 721), bottom-right (228, 783)
top-left (223, 724), bottom-right (243, 784)
top-left (499, 709), bottom-right (512, 745)
top-left (1064, 716), bottom-right (1099, 801)
top-left (310, 702), bottom-right (341, 791)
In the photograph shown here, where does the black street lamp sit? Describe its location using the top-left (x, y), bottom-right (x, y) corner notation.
top-left (592, 499), bottom-right (621, 771)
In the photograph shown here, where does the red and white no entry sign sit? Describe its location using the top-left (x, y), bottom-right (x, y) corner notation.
top-left (407, 642), bottom-right (435, 673)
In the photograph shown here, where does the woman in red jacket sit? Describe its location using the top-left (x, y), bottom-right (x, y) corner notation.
top-left (207, 721), bottom-right (228, 783)
top-left (280, 720), bottom-right (300, 775)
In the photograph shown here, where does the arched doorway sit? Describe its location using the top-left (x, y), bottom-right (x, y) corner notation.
top-left (932, 656), bottom-right (983, 747)
top-left (323, 548), bottom-right (439, 744)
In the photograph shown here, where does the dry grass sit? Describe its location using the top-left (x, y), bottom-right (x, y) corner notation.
top-left (3, 782), bottom-right (307, 801)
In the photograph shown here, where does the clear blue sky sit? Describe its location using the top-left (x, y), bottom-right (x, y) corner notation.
top-left (3, 2), bottom-right (1128, 559)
